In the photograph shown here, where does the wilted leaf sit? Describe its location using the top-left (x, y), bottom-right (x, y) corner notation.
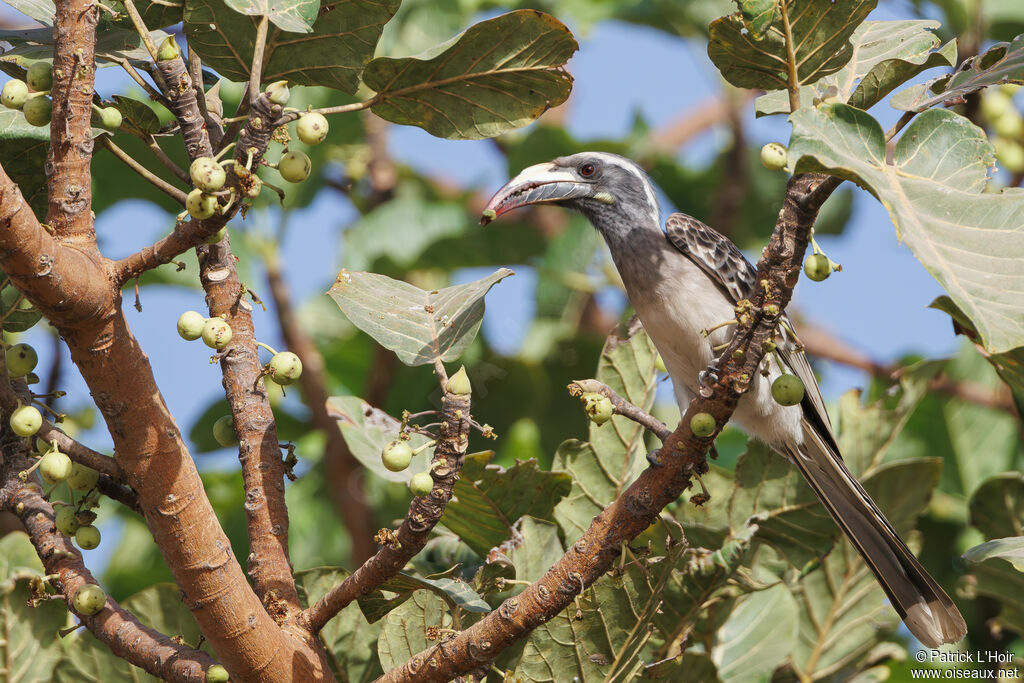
top-left (892, 33), bottom-right (1024, 112)
top-left (964, 537), bottom-right (1024, 571)
top-left (325, 396), bottom-right (434, 482)
top-left (358, 571), bottom-right (490, 623)
top-left (440, 451), bottom-right (572, 557)
top-left (185, 0), bottom-right (399, 94)
top-left (327, 268), bottom-right (513, 366)
top-left (755, 20), bottom-right (956, 115)
top-left (363, 10), bottom-right (577, 139)
top-left (711, 583), bottom-right (798, 683)
top-left (789, 104), bottom-right (1024, 354)
top-left (552, 322), bottom-right (660, 544)
top-left (930, 296), bottom-right (1024, 415)
top-left (224, 0), bottom-right (319, 33)
top-left (708, 0), bottom-right (876, 92)
top-left (376, 590), bottom-right (451, 671)
top-left (296, 567), bottom-right (383, 682)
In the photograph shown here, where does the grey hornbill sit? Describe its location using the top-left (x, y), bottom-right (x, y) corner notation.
top-left (481, 152), bottom-right (966, 648)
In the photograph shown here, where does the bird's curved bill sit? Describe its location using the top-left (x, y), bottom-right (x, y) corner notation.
top-left (480, 163), bottom-right (592, 225)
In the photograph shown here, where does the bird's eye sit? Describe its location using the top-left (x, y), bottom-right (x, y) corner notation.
top-left (579, 163), bottom-right (596, 178)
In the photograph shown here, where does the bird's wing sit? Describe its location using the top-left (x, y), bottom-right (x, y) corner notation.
top-left (663, 212), bottom-right (835, 436)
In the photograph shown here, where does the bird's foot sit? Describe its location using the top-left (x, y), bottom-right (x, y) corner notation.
top-left (698, 361), bottom-right (720, 397)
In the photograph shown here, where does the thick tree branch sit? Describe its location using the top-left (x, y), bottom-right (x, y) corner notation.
top-left (300, 385), bottom-right (473, 634)
top-left (263, 247), bottom-right (376, 563)
top-left (0, 437), bottom-right (218, 681)
top-left (377, 173), bottom-right (842, 682)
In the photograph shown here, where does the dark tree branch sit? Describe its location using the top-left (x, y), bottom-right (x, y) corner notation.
top-left (376, 173), bottom-right (842, 682)
top-left (569, 378), bottom-right (671, 441)
top-left (299, 383), bottom-right (473, 634)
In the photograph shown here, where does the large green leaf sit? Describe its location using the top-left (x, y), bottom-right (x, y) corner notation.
top-left (711, 583), bottom-right (799, 683)
top-left (755, 20), bottom-right (957, 115)
top-left (552, 323), bottom-right (660, 545)
top-left (708, 0), bottom-right (876, 91)
top-left (964, 537), bottom-right (1024, 571)
top-left (0, 110), bottom-right (49, 220)
top-left (184, 0), bottom-right (399, 94)
top-left (376, 590), bottom-right (451, 672)
top-left (326, 267), bottom-right (512, 366)
top-left (0, 534), bottom-right (70, 683)
top-left (224, 0), bottom-right (319, 33)
top-left (363, 10), bottom-right (577, 140)
top-left (892, 33), bottom-right (1024, 112)
top-left (440, 451), bottom-right (571, 557)
top-left (0, 26), bottom-right (170, 66)
top-left (357, 570), bottom-right (490, 623)
top-left (326, 395), bottom-right (435, 482)
top-left (966, 474), bottom-right (1024, 635)
top-left (296, 567), bottom-right (383, 683)
top-left (789, 104), bottom-right (1024, 354)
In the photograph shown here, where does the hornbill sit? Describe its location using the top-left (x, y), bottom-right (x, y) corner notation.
top-left (481, 152), bottom-right (966, 648)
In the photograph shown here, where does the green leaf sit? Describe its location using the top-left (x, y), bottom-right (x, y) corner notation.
top-left (0, 110), bottom-right (49, 220)
top-left (930, 296), bottom-right (1024, 415)
top-left (224, 0), bottom-right (320, 33)
top-left (296, 567), bottom-right (383, 682)
top-left (736, 0), bottom-right (779, 40)
top-left (440, 451), bottom-right (572, 557)
top-left (711, 583), bottom-right (798, 683)
top-left (754, 20), bottom-right (957, 115)
top-left (363, 10), bottom-right (577, 140)
top-left (5, 0), bottom-right (54, 25)
top-left (892, 33), bottom-right (1024, 112)
top-left (552, 322), bottom-right (660, 545)
top-left (506, 516), bottom-right (564, 586)
top-left (184, 0), bottom-right (399, 94)
top-left (327, 267), bottom-right (513, 366)
top-left (789, 104), bottom-right (1024, 354)
top-left (964, 537), bottom-right (1024, 572)
top-left (969, 473), bottom-right (1024, 541)
top-left (0, 534), bottom-right (71, 683)
top-left (1, 276), bottom-right (44, 333)
top-left (325, 396), bottom-right (435, 482)
top-left (108, 0), bottom-right (184, 31)
top-left (0, 26), bottom-right (170, 67)
top-left (55, 583), bottom-right (208, 682)
top-left (358, 570), bottom-right (490, 623)
top-left (708, 0), bottom-right (877, 91)
top-left (341, 198), bottom-right (469, 272)
top-left (376, 590), bottom-right (451, 672)
top-left (112, 95), bottom-right (161, 137)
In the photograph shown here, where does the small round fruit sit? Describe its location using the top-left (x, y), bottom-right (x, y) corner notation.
top-left (296, 112), bottom-right (329, 145)
top-left (6, 342), bottom-right (38, 377)
top-left (804, 253), bottom-right (832, 282)
top-left (994, 111), bottom-right (1024, 139)
top-left (1000, 83), bottom-right (1022, 96)
top-left (381, 440), bottom-right (413, 472)
top-left (186, 188), bottom-right (218, 220)
top-left (205, 226), bottom-right (227, 244)
top-left (39, 449), bottom-right (73, 484)
top-left (177, 310), bottom-right (206, 341)
top-left (409, 472), bottom-right (434, 497)
top-left (689, 412), bottom-right (716, 438)
top-left (75, 524), bottom-right (101, 550)
top-left (26, 62), bottom-right (52, 92)
top-left (981, 91), bottom-right (1014, 122)
top-left (10, 405), bottom-right (42, 437)
top-left (201, 318), bottom-right (232, 349)
top-left (206, 665), bottom-right (230, 683)
top-left (278, 150), bottom-right (311, 183)
top-left (23, 95), bottom-right (52, 127)
top-left (212, 415), bottom-right (238, 447)
top-left (582, 392), bottom-right (614, 426)
top-left (67, 463), bottom-right (99, 491)
top-left (97, 106), bottom-right (122, 131)
top-left (995, 137), bottom-right (1024, 173)
top-left (190, 157), bottom-right (226, 192)
top-left (1, 79), bottom-right (28, 109)
top-left (268, 351), bottom-right (302, 385)
top-left (760, 142), bottom-right (788, 170)
top-left (771, 374), bottom-right (805, 407)
top-left (72, 584), bottom-right (106, 615)
top-left (55, 506), bottom-right (80, 536)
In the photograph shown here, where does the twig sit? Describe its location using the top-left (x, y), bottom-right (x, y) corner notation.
top-left (99, 136), bottom-right (187, 204)
top-left (119, 0), bottom-right (160, 63)
top-left (299, 381), bottom-right (473, 633)
top-left (187, 46), bottom-right (221, 149)
top-left (375, 173), bottom-right (842, 682)
top-left (779, 0), bottom-right (801, 113)
top-left (263, 245), bottom-right (376, 562)
top-left (275, 99), bottom-right (375, 127)
top-left (115, 57), bottom-right (169, 107)
top-left (569, 379), bottom-right (671, 441)
top-left (0, 440), bottom-right (218, 681)
top-left (249, 16), bottom-right (269, 107)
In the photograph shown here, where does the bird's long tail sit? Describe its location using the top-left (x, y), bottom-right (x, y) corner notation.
top-left (784, 424), bottom-right (966, 648)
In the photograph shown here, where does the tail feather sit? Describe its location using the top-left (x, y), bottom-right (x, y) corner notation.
top-left (785, 425), bottom-right (966, 649)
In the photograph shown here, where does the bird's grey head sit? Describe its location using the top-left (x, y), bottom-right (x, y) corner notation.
top-left (481, 152), bottom-right (661, 244)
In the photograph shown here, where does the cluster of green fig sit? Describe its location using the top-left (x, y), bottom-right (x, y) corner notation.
top-left (381, 438), bottom-right (436, 497)
top-left (177, 311), bottom-right (233, 349)
top-left (1, 64), bottom-right (120, 131)
top-left (264, 81), bottom-right (328, 184)
top-left (7, 342), bottom-right (45, 440)
top-left (982, 84), bottom-right (1024, 173)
